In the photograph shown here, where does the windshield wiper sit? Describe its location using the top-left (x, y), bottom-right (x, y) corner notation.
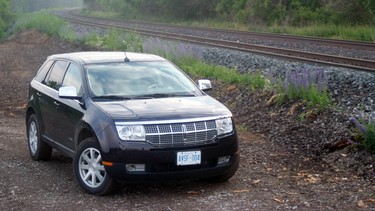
top-left (92, 95), bottom-right (153, 100)
top-left (92, 95), bottom-right (131, 100)
top-left (93, 93), bottom-right (195, 100)
top-left (139, 93), bottom-right (196, 98)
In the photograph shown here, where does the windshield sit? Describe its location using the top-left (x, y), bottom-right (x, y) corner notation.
top-left (85, 61), bottom-right (202, 99)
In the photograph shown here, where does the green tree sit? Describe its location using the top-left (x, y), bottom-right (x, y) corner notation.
top-left (82, 0), bottom-right (375, 26)
top-left (338, 0), bottom-right (375, 25)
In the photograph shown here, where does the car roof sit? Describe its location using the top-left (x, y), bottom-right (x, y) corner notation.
top-left (48, 52), bottom-right (167, 64)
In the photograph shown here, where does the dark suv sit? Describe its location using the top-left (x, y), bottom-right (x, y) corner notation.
top-left (26, 52), bottom-right (239, 195)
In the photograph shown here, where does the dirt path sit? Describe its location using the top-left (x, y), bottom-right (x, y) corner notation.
top-left (0, 30), bottom-right (374, 210)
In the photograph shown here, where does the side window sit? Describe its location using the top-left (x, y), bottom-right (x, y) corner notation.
top-left (45, 60), bottom-right (68, 90)
top-left (34, 60), bottom-right (53, 83)
top-left (62, 63), bottom-right (83, 95)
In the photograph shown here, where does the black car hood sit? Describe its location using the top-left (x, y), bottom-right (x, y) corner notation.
top-left (94, 96), bottom-right (232, 121)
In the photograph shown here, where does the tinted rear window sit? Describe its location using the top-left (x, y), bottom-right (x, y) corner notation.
top-left (34, 60), bottom-right (53, 83)
top-left (45, 60), bottom-right (68, 90)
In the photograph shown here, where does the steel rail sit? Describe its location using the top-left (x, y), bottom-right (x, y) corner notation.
top-left (62, 10), bottom-right (375, 52)
top-left (132, 22), bottom-right (375, 51)
top-left (56, 12), bottom-right (375, 73)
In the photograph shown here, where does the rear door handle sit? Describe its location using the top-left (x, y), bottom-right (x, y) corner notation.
top-left (54, 101), bottom-right (60, 106)
top-left (36, 92), bottom-right (42, 97)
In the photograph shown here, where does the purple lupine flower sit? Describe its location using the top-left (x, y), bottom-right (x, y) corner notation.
top-left (284, 66), bottom-right (328, 94)
top-left (350, 116), bottom-right (367, 133)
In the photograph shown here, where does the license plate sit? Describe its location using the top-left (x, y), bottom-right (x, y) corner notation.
top-left (177, 151), bottom-right (201, 166)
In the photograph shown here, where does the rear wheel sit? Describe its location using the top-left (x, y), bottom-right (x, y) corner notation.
top-left (73, 137), bottom-right (119, 195)
top-left (27, 114), bottom-right (52, 161)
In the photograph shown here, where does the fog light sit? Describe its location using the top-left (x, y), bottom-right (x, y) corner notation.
top-left (126, 164), bottom-right (145, 172)
top-left (218, 156), bottom-right (231, 165)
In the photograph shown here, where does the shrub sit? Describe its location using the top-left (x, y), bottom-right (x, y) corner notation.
top-left (81, 29), bottom-right (143, 52)
top-left (278, 65), bottom-right (331, 109)
top-left (15, 10), bottom-right (66, 37)
top-left (351, 109), bottom-right (375, 152)
top-left (102, 29), bottom-right (143, 51)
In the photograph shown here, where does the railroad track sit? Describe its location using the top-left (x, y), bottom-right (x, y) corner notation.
top-left (69, 14), bottom-right (375, 52)
top-left (55, 11), bottom-right (375, 72)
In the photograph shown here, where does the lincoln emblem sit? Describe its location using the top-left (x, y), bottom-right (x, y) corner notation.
top-left (181, 124), bottom-right (188, 141)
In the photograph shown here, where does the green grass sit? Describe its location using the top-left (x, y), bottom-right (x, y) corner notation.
top-left (14, 10), bottom-right (75, 41)
top-left (273, 67), bottom-right (332, 110)
top-left (271, 24), bottom-right (375, 42)
top-left (351, 111), bottom-right (375, 153)
top-left (180, 61), bottom-right (266, 91)
top-left (285, 84), bottom-right (331, 109)
top-left (363, 124), bottom-right (375, 153)
top-left (83, 29), bottom-right (143, 52)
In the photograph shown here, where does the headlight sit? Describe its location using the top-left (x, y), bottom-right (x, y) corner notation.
top-left (216, 118), bottom-right (233, 135)
top-left (115, 124), bottom-right (146, 141)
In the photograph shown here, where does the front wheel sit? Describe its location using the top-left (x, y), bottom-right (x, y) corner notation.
top-left (73, 137), bottom-right (119, 195)
top-left (27, 114), bottom-right (52, 161)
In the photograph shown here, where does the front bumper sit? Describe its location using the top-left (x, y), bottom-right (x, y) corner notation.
top-left (102, 134), bottom-right (239, 182)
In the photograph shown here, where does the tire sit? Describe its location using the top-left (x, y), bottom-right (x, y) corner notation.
top-left (73, 137), bottom-right (119, 195)
top-left (27, 114), bottom-right (52, 161)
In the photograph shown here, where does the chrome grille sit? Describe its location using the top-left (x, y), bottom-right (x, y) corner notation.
top-left (144, 120), bottom-right (217, 147)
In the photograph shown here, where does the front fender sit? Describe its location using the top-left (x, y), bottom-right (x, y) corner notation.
top-left (75, 99), bottom-right (117, 154)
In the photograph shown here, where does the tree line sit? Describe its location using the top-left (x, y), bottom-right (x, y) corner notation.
top-left (83, 0), bottom-right (375, 26)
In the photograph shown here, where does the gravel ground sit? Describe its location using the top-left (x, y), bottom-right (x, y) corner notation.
top-left (0, 29), bottom-right (375, 210)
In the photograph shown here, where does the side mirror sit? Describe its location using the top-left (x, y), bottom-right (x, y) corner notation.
top-left (59, 86), bottom-right (80, 99)
top-left (198, 79), bottom-right (212, 91)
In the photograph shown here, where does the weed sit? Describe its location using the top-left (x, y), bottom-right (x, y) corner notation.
top-left (278, 65), bottom-right (331, 110)
top-left (281, 24), bottom-right (375, 42)
top-left (82, 32), bottom-right (102, 47)
top-left (237, 123), bottom-right (248, 133)
top-left (15, 10), bottom-right (67, 38)
top-left (350, 109), bottom-right (375, 152)
top-left (298, 113), bottom-right (306, 121)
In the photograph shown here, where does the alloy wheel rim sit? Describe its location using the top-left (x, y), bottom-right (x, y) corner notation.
top-left (78, 147), bottom-right (106, 188)
top-left (29, 121), bottom-right (38, 154)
